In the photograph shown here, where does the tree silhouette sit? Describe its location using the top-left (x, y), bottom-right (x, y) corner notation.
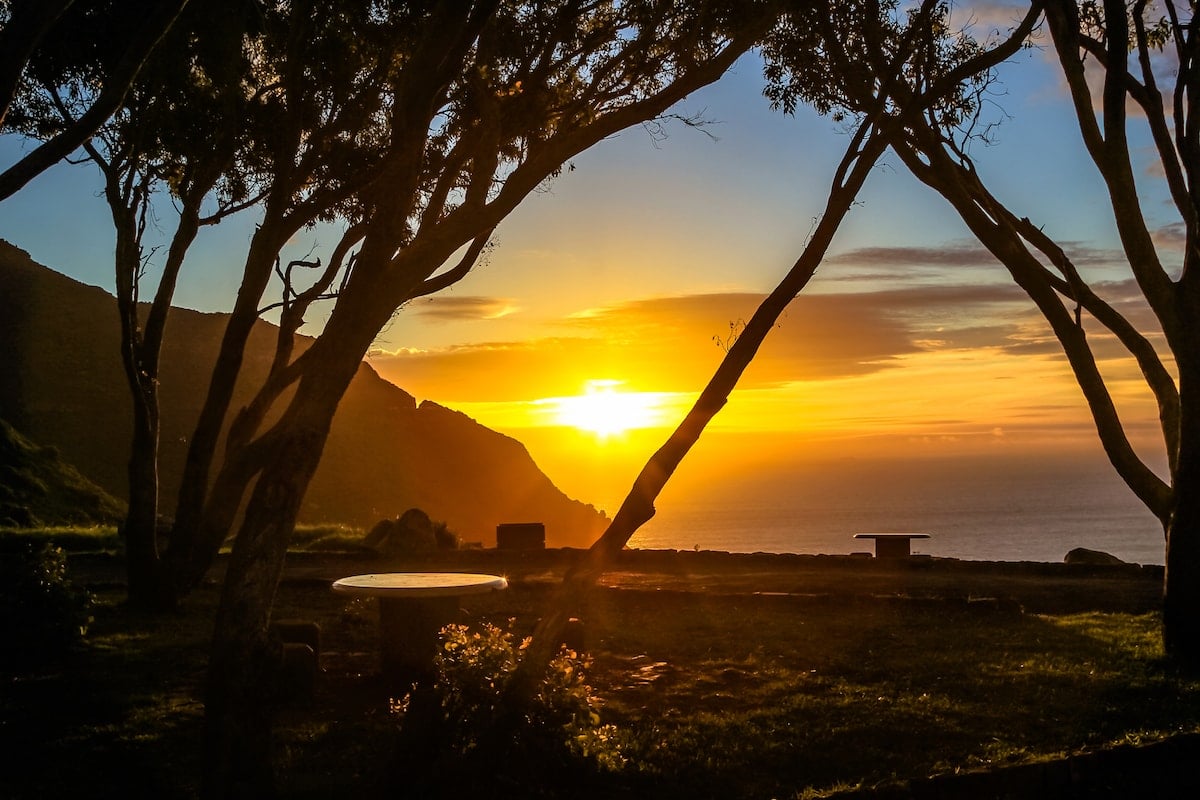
top-left (785, 0), bottom-right (1200, 666)
top-left (0, 0), bottom-right (190, 200)
top-left (162, 0), bottom-right (407, 602)
top-left (503, 0), bottom-right (1040, 732)
top-left (191, 2), bottom-right (778, 794)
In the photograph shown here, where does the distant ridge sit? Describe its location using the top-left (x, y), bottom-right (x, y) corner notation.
top-left (0, 240), bottom-right (607, 546)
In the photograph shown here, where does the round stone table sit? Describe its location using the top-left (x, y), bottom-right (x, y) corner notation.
top-left (332, 572), bottom-right (508, 683)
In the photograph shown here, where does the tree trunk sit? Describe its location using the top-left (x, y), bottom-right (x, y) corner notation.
top-left (1164, 357), bottom-right (1200, 669)
top-left (123, 384), bottom-right (168, 607)
top-left (502, 121), bottom-right (891, 710)
top-left (167, 226), bottom-right (286, 590)
top-left (107, 181), bottom-right (168, 609)
top-left (201, 321), bottom-right (377, 796)
top-left (125, 202), bottom-right (206, 610)
top-left (200, 420), bottom-right (329, 797)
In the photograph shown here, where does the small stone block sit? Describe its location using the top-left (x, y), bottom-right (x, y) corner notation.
top-left (277, 642), bottom-right (317, 705)
top-left (496, 522), bottom-right (546, 550)
top-left (272, 619), bottom-right (321, 660)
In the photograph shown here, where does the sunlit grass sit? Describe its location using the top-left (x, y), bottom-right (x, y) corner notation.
top-left (560, 593), bottom-right (1200, 798)
top-left (0, 524), bottom-right (121, 553)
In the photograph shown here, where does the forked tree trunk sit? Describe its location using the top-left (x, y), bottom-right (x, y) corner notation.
top-left (109, 188), bottom-right (167, 609)
top-left (201, 319), bottom-right (380, 797)
top-left (167, 225), bottom-right (288, 590)
top-left (115, 188), bottom-right (205, 610)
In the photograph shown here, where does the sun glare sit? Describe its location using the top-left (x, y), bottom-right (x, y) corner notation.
top-left (548, 380), bottom-right (666, 438)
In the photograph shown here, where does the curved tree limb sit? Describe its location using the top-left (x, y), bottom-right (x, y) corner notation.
top-left (0, 0), bottom-right (190, 201)
top-left (894, 129), bottom-right (1172, 521)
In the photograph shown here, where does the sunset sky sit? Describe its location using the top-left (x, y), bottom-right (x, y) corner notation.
top-left (0, 3), bottom-right (1175, 514)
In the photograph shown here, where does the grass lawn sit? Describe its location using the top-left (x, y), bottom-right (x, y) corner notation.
top-left (2, 533), bottom-right (1199, 798)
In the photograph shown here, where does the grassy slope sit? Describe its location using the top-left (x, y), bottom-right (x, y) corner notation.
top-left (0, 418), bottom-right (125, 528)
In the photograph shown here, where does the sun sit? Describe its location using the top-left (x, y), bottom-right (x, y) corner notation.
top-left (549, 380), bottom-right (665, 438)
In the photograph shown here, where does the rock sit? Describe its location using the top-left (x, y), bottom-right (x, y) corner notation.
top-left (363, 517), bottom-right (396, 548)
top-left (1065, 547), bottom-right (1126, 566)
top-left (364, 508), bottom-right (437, 553)
top-left (561, 617), bottom-right (586, 653)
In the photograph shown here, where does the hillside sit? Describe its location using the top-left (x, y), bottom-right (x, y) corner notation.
top-left (0, 240), bottom-right (607, 546)
top-left (0, 418), bottom-right (125, 527)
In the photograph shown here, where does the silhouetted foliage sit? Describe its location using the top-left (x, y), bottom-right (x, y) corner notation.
top-left (766, 0), bottom-right (1200, 666)
top-left (0, 541), bottom-right (92, 669)
top-left (0, 0), bottom-right (190, 200)
top-left (191, 3), bottom-right (777, 795)
top-left (8, 0), bottom-right (274, 608)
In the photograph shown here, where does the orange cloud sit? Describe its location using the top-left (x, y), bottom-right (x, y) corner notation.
top-left (403, 295), bottom-right (520, 321)
top-left (369, 286), bottom-right (1048, 402)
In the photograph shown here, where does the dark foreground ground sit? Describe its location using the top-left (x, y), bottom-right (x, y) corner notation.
top-left (5, 547), bottom-right (1198, 799)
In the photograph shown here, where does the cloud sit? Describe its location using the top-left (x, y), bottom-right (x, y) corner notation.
top-left (1152, 221), bottom-right (1186, 251)
top-left (402, 295), bottom-right (519, 321)
top-left (827, 243), bottom-right (997, 267)
top-left (370, 286), bottom-right (1048, 401)
top-left (828, 240), bottom-right (1126, 270)
top-left (369, 273), bottom-right (1172, 417)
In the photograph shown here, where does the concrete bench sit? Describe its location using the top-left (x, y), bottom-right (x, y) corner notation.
top-left (853, 532), bottom-right (931, 558)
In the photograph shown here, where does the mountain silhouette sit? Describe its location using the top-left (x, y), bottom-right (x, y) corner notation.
top-left (0, 240), bottom-right (607, 547)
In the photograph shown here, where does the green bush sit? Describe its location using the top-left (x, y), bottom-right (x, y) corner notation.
top-left (393, 621), bottom-right (624, 793)
top-left (0, 542), bottom-right (93, 668)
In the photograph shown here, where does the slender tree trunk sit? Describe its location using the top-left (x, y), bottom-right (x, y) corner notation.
top-left (1165, 352), bottom-right (1200, 668)
top-left (124, 382), bottom-right (166, 607)
top-left (502, 122), bottom-right (891, 709)
top-left (118, 190), bottom-right (205, 610)
top-left (106, 180), bottom-right (168, 609)
top-left (167, 224), bottom-right (286, 587)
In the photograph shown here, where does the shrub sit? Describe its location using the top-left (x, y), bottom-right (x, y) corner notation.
top-left (432, 521), bottom-right (461, 550)
top-left (0, 542), bottom-right (93, 668)
top-left (393, 621), bottom-right (624, 794)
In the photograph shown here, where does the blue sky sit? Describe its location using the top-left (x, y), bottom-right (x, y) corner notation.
top-left (1, 4), bottom-right (1172, 510)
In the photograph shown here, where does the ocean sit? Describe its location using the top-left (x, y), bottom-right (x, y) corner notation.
top-left (624, 453), bottom-right (1167, 565)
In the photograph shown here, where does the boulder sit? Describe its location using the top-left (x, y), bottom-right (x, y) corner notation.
top-left (363, 517), bottom-right (398, 549)
top-left (1064, 547), bottom-right (1126, 566)
top-left (364, 508), bottom-right (438, 553)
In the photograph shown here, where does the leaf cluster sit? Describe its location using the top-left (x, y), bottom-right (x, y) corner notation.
top-left (6, 0), bottom-right (265, 209)
top-left (377, 0), bottom-right (773, 246)
top-left (761, 0), bottom-right (994, 132)
top-left (403, 621), bottom-right (624, 775)
top-left (0, 542), bottom-right (93, 669)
